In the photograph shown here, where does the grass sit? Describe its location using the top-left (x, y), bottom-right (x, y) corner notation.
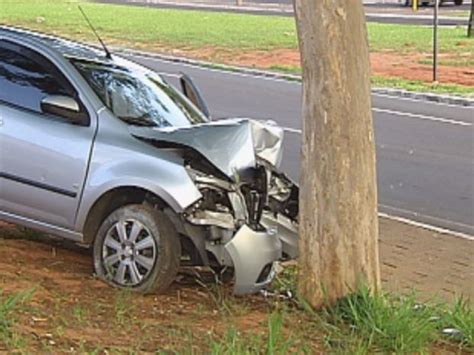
top-left (0, 0), bottom-right (471, 55)
top-left (367, 22), bottom-right (472, 54)
top-left (205, 284), bottom-right (474, 354)
top-left (0, 289), bottom-right (34, 349)
top-left (114, 290), bottom-right (136, 326)
top-left (209, 312), bottom-right (300, 354)
top-left (442, 298), bottom-right (474, 348)
top-left (0, 0), bottom-right (471, 95)
top-left (0, 0), bottom-right (297, 50)
top-left (0, 278), bottom-right (473, 353)
top-left (272, 268), bottom-right (474, 354)
top-left (419, 56), bottom-right (474, 67)
top-left (448, 11), bottom-right (470, 18)
top-left (372, 75), bottom-right (474, 96)
top-left (319, 288), bottom-right (439, 353)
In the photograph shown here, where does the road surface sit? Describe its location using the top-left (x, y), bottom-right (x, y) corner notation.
top-left (125, 53), bottom-right (473, 236)
top-left (97, 0), bottom-right (471, 26)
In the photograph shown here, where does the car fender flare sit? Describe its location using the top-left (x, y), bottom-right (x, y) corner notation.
top-left (74, 173), bottom-right (202, 233)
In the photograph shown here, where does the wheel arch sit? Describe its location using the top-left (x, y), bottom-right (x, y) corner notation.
top-left (80, 186), bottom-right (177, 245)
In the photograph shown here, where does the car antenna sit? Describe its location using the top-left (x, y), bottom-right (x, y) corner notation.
top-left (78, 5), bottom-right (112, 59)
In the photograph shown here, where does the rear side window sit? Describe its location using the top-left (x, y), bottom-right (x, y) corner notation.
top-left (0, 40), bottom-right (75, 113)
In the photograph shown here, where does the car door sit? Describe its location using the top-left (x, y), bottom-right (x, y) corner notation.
top-left (0, 39), bottom-right (96, 229)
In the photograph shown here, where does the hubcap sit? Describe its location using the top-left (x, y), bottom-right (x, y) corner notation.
top-left (102, 219), bottom-right (157, 286)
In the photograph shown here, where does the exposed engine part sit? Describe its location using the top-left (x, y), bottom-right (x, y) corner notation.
top-left (228, 191), bottom-right (248, 224)
top-left (186, 210), bottom-right (235, 230)
top-left (267, 170), bottom-right (299, 221)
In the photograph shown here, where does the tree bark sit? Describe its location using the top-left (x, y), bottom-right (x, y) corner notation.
top-left (294, 0), bottom-right (380, 308)
top-left (468, 1), bottom-right (473, 38)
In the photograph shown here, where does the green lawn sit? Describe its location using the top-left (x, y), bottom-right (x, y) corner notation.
top-left (0, 0), bottom-right (472, 54)
top-left (0, 0), bottom-right (472, 95)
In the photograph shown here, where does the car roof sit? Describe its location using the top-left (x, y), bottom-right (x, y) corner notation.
top-left (0, 25), bottom-right (111, 63)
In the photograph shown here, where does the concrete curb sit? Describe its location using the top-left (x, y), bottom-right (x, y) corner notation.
top-left (116, 47), bottom-right (474, 107)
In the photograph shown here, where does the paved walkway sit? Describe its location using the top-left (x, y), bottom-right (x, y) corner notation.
top-left (379, 217), bottom-right (473, 301)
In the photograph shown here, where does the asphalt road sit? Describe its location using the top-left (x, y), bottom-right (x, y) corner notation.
top-left (126, 54), bottom-right (474, 236)
top-left (97, 0), bottom-right (471, 26)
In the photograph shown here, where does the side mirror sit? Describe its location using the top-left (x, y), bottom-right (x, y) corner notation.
top-left (179, 73), bottom-right (211, 119)
top-left (40, 95), bottom-right (87, 124)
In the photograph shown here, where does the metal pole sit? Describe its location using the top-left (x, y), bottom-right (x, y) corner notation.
top-left (412, 0), bottom-right (417, 12)
top-left (433, 0), bottom-right (439, 82)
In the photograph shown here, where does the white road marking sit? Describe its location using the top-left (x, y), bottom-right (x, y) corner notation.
top-left (282, 106), bottom-right (471, 133)
top-left (379, 204), bottom-right (474, 230)
top-left (373, 108), bottom-right (472, 126)
top-left (379, 212), bottom-right (474, 241)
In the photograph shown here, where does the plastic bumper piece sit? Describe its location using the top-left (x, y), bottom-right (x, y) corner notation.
top-left (224, 224), bottom-right (282, 295)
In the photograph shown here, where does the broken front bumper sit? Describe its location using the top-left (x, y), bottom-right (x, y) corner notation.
top-left (223, 224), bottom-right (282, 295)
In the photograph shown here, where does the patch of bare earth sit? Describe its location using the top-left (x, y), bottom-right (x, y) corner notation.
top-left (0, 223), bottom-right (321, 353)
top-left (133, 42), bottom-right (474, 86)
top-left (370, 52), bottom-right (474, 87)
top-left (1, 217), bottom-right (472, 352)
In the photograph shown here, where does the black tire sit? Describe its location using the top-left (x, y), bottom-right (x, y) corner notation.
top-left (93, 204), bottom-right (181, 294)
top-left (454, 0), bottom-right (463, 5)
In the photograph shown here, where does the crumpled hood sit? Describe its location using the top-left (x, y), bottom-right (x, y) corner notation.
top-left (130, 118), bottom-right (284, 179)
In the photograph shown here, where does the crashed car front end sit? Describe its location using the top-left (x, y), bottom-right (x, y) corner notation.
top-left (131, 119), bottom-right (299, 294)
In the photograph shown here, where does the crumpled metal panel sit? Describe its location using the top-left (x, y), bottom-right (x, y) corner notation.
top-left (130, 118), bottom-right (284, 180)
top-left (250, 120), bottom-right (284, 169)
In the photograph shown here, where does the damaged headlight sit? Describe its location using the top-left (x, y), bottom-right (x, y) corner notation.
top-left (184, 168), bottom-right (237, 230)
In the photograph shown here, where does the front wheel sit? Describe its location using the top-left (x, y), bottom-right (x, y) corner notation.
top-left (93, 204), bottom-right (181, 294)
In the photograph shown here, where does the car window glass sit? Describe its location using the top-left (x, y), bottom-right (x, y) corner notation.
top-left (0, 40), bottom-right (74, 113)
top-left (72, 60), bottom-right (208, 127)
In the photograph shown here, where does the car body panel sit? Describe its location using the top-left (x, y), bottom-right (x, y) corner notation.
top-left (0, 104), bottom-right (96, 228)
top-left (0, 26), bottom-right (300, 295)
top-left (74, 109), bottom-right (203, 232)
top-left (130, 118), bottom-right (284, 180)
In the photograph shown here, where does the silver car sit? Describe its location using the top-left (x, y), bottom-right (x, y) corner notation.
top-left (0, 26), bottom-right (298, 294)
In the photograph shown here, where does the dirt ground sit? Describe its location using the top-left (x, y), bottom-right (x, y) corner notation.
top-left (133, 42), bottom-right (474, 87)
top-left (0, 222), bottom-right (315, 353)
top-left (0, 217), bottom-right (472, 352)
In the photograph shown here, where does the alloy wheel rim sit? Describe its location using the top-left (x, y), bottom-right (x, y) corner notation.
top-left (102, 219), bottom-right (157, 286)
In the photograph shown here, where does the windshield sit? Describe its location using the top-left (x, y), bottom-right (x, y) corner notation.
top-left (70, 59), bottom-right (208, 127)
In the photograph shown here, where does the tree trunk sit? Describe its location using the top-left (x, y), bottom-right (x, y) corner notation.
top-left (468, 1), bottom-right (473, 38)
top-left (294, 0), bottom-right (380, 308)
